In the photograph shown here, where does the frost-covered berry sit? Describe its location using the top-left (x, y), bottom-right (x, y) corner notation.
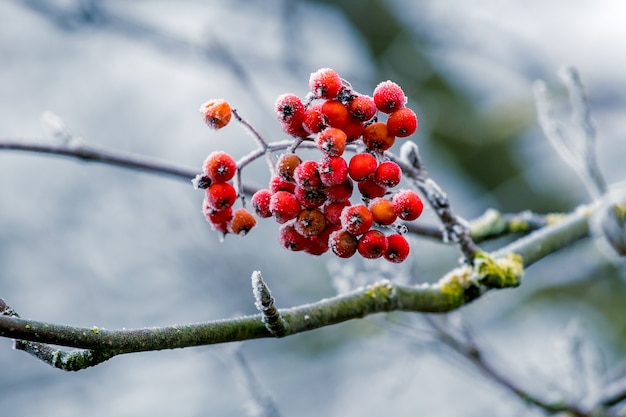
top-left (386, 107), bottom-right (418, 137)
top-left (203, 203), bottom-right (233, 225)
top-left (276, 153), bottom-right (302, 182)
top-left (294, 186), bottom-right (327, 209)
top-left (274, 93), bottom-right (305, 124)
top-left (270, 191), bottom-right (302, 224)
top-left (295, 208), bottom-right (327, 237)
top-left (357, 230), bottom-right (388, 259)
top-left (392, 189), bottom-right (424, 221)
top-left (340, 204), bottom-right (374, 236)
top-left (373, 80), bottom-right (406, 114)
top-left (203, 151), bottom-right (237, 183)
top-left (228, 208), bottom-right (257, 236)
top-left (205, 182), bottom-right (237, 210)
top-left (321, 99), bottom-right (349, 128)
top-left (319, 155), bottom-right (348, 187)
top-left (309, 68), bottom-right (343, 99)
top-left (384, 234), bottom-right (410, 263)
top-left (200, 99), bottom-right (232, 129)
top-left (316, 128), bottom-right (347, 157)
top-left (348, 153), bottom-right (377, 182)
top-left (278, 224), bottom-right (310, 252)
top-left (347, 95), bottom-right (377, 122)
top-left (368, 198), bottom-right (397, 226)
top-left (251, 189), bottom-right (272, 218)
top-left (269, 175), bottom-right (296, 194)
top-left (374, 160), bottom-right (402, 188)
top-left (362, 122), bottom-right (395, 152)
top-left (329, 230), bottom-right (358, 258)
top-left (293, 160), bottom-right (323, 190)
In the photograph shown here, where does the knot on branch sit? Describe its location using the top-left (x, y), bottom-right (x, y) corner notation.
top-left (474, 252), bottom-right (524, 289)
top-left (251, 271), bottom-right (288, 337)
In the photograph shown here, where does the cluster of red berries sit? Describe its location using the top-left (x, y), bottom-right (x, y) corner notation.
top-left (197, 149), bottom-right (257, 236)
top-left (197, 68), bottom-right (423, 262)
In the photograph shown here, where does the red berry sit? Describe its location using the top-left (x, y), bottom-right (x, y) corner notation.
top-left (357, 177), bottom-right (387, 199)
top-left (203, 203), bottom-right (233, 225)
top-left (203, 151), bottom-right (237, 183)
top-left (357, 230), bottom-right (388, 259)
top-left (270, 191), bottom-right (302, 224)
top-left (205, 182), bottom-right (237, 210)
top-left (316, 128), bottom-right (347, 157)
top-left (362, 122), bottom-right (395, 152)
top-left (293, 160), bottom-right (323, 190)
top-left (326, 178), bottom-right (353, 202)
top-left (374, 160), bottom-right (402, 188)
top-left (373, 80), bottom-right (406, 114)
top-left (251, 189), bottom-right (272, 218)
top-left (348, 153), bottom-right (377, 182)
top-left (295, 208), bottom-right (327, 237)
top-left (278, 224), bottom-right (310, 252)
top-left (228, 208), bottom-right (257, 236)
top-left (269, 175), bottom-right (296, 194)
top-left (329, 230), bottom-right (358, 258)
top-left (274, 93), bottom-right (305, 124)
top-left (321, 99), bottom-right (349, 128)
top-left (386, 107), bottom-right (418, 137)
top-left (302, 102), bottom-right (326, 134)
top-left (276, 153), bottom-right (302, 182)
top-left (319, 155), bottom-right (348, 187)
top-left (202, 200), bottom-right (232, 234)
top-left (309, 68), bottom-right (343, 99)
top-left (347, 95), bottom-right (377, 121)
top-left (199, 99), bottom-right (232, 129)
top-left (368, 198), bottom-right (397, 225)
top-left (323, 200), bottom-right (351, 225)
top-left (294, 186), bottom-right (327, 209)
top-left (392, 190), bottom-right (424, 221)
top-left (384, 234), bottom-right (410, 263)
top-left (340, 204), bottom-right (374, 236)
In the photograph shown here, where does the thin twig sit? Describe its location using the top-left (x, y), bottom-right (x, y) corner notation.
top-left (394, 141), bottom-right (480, 264)
top-left (424, 315), bottom-right (589, 416)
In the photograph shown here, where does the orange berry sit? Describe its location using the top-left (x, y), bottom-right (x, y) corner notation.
top-left (228, 208), bottom-right (257, 235)
top-left (276, 153), bottom-right (302, 182)
top-left (369, 198), bottom-right (397, 225)
top-left (199, 99), bottom-right (232, 130)
top-left (362, 122), bottom-right (395, 152)
top-left (295, 208), bottom-right (327, 237)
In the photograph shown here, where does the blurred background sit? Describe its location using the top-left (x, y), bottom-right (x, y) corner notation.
top-left (1, 1), bottom-right (625, 415)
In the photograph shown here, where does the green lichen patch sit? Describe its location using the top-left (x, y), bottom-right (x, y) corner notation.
top-left (474, 252), bottom-right (524, 289)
